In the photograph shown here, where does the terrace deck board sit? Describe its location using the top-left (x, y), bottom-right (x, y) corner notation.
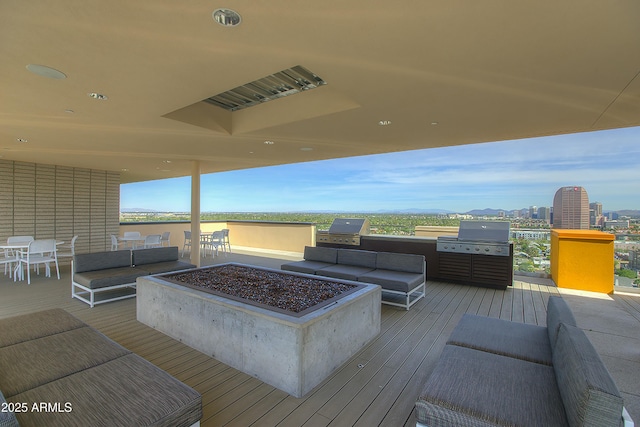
top-left (1, 257), bottom-right (638, 426)
top-left (616, 292), bottom-right (640, 323)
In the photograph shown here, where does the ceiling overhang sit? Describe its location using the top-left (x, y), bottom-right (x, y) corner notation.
top-left (1, 1), bottom-right (639, 183)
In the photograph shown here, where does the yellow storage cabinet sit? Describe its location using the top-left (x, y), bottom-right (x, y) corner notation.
top-left (550, 229), bottom-right (614, 293)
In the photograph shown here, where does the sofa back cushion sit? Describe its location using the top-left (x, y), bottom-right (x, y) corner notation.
top-left (73, 250), bottom-right (132, 273)
top-left (303, 246), bottom-right (338, 264)
top-left (337, 249), bottom-right (377, 269)
top-left (552, 323), bottom-right (623, 427)
top-left (0, 309), bottom-right (86, 348)
top-left (132, 246), bottom-right (179, 266)
top-left (376, 252), bottom-right (424, 274)
top-left (546, 296), bottom-right (577, 349)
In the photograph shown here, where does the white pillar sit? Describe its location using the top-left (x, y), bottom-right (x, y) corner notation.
top-left (190, 161), bottom-right (201, 266)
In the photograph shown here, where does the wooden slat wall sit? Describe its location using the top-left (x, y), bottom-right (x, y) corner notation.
top-left (13, 162), bottom-right (36, 237)
top-left (0, 159), bottom-right (119, 253)
top-left (90, 170), bottom-right (107, 253)
top-left (55, 166), bottom-right (75, 247)
top-left (35, 164), bottom-right (56, 239)
top-left (105, 171), bottom-right (121, 248)
top-left (73, 168), bottom-right (92, 254)
top-left (0, 160), bottom-right (13, 240)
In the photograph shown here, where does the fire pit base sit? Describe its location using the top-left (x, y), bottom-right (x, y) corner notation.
top-left (136, 264), bottom-right (381, 398)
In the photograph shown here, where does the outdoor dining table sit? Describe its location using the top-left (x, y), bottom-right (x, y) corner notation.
top-left (118, 235), bottom-right (146, 249)
top-left (1, 240), bottom-right (64, 282)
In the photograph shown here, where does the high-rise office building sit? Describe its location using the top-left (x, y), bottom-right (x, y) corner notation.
top-left (590, 201), bottom-right (603, 227)
top-left (552, 186), bottom-right (590, 229)
top-left (538, 206), bottom-right (551, 223)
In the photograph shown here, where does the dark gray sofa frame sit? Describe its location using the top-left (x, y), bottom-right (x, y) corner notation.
top-left (281, 246), bottom-right (426, 310)
top-left (0, 309), bottom-right (201, 427)
top-left (415, 295), bottom-right (634, 427)
top-left (72, 246), bottom-right (196, 308)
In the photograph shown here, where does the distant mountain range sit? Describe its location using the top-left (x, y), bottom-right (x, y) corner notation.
top-left (121, 208), bottom-right (161, 213)
top-left (613, 210), bottom-right (640, 218)
top-left (465, 208), bottom-right (640, 218)
top-left (121, 207), bottom-right (640, 217)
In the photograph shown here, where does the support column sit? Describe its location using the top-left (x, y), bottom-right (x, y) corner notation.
top-left (190, 161), bottom-right (201, 266)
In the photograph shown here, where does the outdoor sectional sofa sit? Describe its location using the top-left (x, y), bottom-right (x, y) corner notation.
top-left (0, 308), bottom-right (201, 427)
top-left (72, 246), bottom-right (196, 308)
top-left (281, 246), bottom-right (426, 310)
top-left (415, 295), bottom-right (634, 427)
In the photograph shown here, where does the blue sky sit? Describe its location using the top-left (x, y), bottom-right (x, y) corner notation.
top-left (121, 126), bottom-right (640, 213)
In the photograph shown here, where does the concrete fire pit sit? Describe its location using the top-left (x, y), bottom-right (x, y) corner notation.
top-left (136, 263), bottom-right (381, 397)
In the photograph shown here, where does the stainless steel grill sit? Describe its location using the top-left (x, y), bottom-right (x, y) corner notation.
top-left (316, 218), bottom-right (370, 246)
top-left (437, 220), bottom-right (511, 256)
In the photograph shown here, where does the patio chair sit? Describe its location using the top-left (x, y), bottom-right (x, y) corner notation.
top-left (1, 250), bottom-right (19, 278)
top-left (7, 235), bottom-right (34, 253)
top-left (56, 235), bottom-right (78, 261)
top-left (16, 239), bottom-right (60, 285)
top-left (202, 231), bottom-right (224, 257)
top-left (222, 228), bottom-right (231, 253)
top-left (122, 231), bottom-right (142, 249)
top-left (6, 236), bottom-right (35, 278)
top-left (143, 234), bottom-right (162, 248)
top-left (110, 234), bottom-right (120, 251)
top-left (182, 230), bottom-right (192, 257)
top-left (160, 231), bottom-right (171, 247)
top-left (200, 232), bottom-right (212, 257)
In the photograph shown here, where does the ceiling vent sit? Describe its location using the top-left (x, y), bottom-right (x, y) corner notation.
top-left (204, 65), bottom-right (326, 112)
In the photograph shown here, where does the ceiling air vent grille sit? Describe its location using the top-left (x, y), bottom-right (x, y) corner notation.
top-left (204, 65), bottom-right (326, 112)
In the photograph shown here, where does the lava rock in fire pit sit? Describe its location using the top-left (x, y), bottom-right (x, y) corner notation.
top-left (164, 264), bottom-right (357, 313)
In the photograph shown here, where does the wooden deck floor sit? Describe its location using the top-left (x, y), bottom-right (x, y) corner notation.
top-left (2, 257), bottom-right (639, 426)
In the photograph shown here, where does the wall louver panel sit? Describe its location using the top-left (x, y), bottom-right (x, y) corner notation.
top-left (0, 160), bottom-right (120, 254)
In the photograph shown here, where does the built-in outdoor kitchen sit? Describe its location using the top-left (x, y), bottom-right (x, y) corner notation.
top-left (317, 218), bottom-right (514, 290)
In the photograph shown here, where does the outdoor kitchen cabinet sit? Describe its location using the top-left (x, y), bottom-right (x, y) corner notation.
top-left (358, 234), bottom-right (514, 290)
top-left (436, 246), bottom-right (514, 290)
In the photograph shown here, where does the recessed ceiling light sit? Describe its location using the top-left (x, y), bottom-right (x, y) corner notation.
top-left (378, 120), bottom-right (392, 126)
top-left (64, 109), bottom-right (75, 114)
top-left (264, 140), bottom-right (274, 145)
top-left (431, 121), bottom-right (439, 126)
top-left (213, 8), bottom-right (242, 27)
top-left (16, 138), bottom-right (28, 143)
top-left (26, 64), bottom-right (66, 79)
top-left (121, 168), bottom-right (129, 172)
top-left (88, 92), bottom-right (108, 100)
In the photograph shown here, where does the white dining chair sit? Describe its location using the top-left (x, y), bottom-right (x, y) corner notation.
top-left (182, 231), bottom-right (192, 257)
top-left (110, 234), bottom-right (120, 251)
top-left (207, 231), bottom-right (225, 257)
top-left (7, 235), bottom-right (34, 250)
top-left (16, 239), bottom-right (60, 285)
top-left (1, 250), bottom-right (19, 278)
top-left (143, 234), bottom-right (162, 248)
top-left (222, 228), bottom-right (231, 253)
top-left (199, 232), bottom-right (211, 257)
top-left (160, 231), bottom-right (170, 247)
top-left (56, 235), bottom-right (78, 261)
top-left (6, 236), bottom-right (35, 277)
top-left (122, 231), bottom-right (142, 249)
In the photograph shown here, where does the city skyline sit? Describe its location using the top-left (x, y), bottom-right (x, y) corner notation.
top-left (120, 126), bottom-right (640, 213)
